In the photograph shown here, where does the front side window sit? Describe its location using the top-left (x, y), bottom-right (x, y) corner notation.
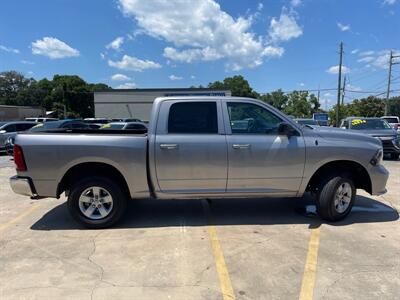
top-left (227, 102), bottom-right (282, 134)
top-left (168, 102), bottom-right (218, 134)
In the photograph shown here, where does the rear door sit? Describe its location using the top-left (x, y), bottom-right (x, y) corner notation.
top-left (155, 100), bottom-right (227, 194)
top-left (223, 100), bottom-right (305, 196)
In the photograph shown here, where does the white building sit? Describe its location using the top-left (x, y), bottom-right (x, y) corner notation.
top-left (94, 88), bottom-right (231, 121)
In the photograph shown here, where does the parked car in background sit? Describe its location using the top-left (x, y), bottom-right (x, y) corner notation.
top-left (0, 121), bottom-right (37, 151)
top-left (340, 117), bottom-right (400, 159)
top-left (10, 97), bottom-right (388, 228)
top-left (25, 117), bottom-right (58, 122)
top-left (101, 121), bottom-right (148, 131)
top-left (381, 116), bottom-right (400, 131)
top-left (122, 118), bottom-right (142, 122)
top-left (29, 119), bottom-right (90, 132)
top-left (87, 124), bottom-right (102, 129)
top-left (294, 118), bottom-right (320, 126)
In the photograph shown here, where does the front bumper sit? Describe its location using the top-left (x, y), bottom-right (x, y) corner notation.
top-left (10, 176), bottom-right (36, 197)
top-left (369, 165), bottom-right (389, 196)
top-left (381, 139), bottom-right (400, 154)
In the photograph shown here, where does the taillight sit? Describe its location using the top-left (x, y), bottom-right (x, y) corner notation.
top-left (13, 144), bottom-right (27, 171)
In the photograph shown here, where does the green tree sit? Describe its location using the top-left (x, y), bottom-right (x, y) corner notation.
top-left (0, 70), bottom-right (110, 118)
top-left (259, 89), bottom-right (288, 110)
top-left (0, 71), bottom-right (35, 105)
top-left (284, 91), bottom-right (312, 118)
top-left (387, 96), bottom-right (400, 117)
top-left (208, 75), bottom-right (259, 98)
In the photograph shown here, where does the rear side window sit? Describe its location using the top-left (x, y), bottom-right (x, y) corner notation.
top-left (16, 123), bottom-right (35, 131)
top-left (168, 102), bottom-right (218, 134)
top-left (4, 124), bottom-right (16, 132)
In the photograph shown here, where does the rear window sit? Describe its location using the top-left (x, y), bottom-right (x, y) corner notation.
top-left (382, 117), bottom-right (399, 123)
top-left (168, 102), bottom-right (218, 134)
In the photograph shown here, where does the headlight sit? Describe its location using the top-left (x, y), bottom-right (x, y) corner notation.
top-left (370, 149), bottom-right (383, 166)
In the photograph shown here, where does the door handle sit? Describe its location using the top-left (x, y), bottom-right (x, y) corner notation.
top-left (160, 144), bottom-right (178, 150)
top-left (232, 144), bottom-right (250, 149)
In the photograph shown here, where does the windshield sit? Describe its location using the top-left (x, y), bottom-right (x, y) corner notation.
top-left (101, 123), bottom-right (125, 129)
top-left (29, 121), bottom-right (63, 131)
top-left (350, 119), bottom-right (392, 130)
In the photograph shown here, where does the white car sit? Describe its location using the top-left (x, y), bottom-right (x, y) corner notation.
top-left (381, 116), bottom-right (400, 132)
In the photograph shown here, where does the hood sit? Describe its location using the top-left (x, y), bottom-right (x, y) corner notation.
top-left (307, 126), bottom-right (382, 147)
top-left (348, 129), bottom-right (397, 139)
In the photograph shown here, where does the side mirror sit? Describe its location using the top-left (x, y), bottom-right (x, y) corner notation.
top-left (278, 122), bottom-right (297, 136)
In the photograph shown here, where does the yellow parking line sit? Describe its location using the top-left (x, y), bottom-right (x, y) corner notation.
top-left (299, 226), bottom-right (321, 300)
top-left (0, 203), bottom-right (39, 232)
top-left (202, 200), bottom-right (236, 300)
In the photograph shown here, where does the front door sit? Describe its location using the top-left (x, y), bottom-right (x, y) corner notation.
top-left (155, 100), bottom-right (227, 194)
top-left (224, 101), bottom-right (305, 196)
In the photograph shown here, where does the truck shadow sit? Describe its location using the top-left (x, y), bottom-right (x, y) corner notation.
top-left (30, 194), bottom-right (399, 231)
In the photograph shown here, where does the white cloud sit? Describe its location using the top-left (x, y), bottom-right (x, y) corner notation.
top-left (383, 0), bottom-right (397, 5)
top-left (373, 51), bottom-right (391, 69)
top-left (291, 0), bottom-right (302, 7)
top-left (326, 65), bottom-right (350, 74)
top-left (106, 36), bottom-right (124, 50)
top-left (262, 46), bottom-right (285, 57)
top-left (118, 0), bottom-right (296, 71)
top-left (31, 37), bottom-right (79, 59)
top-left (298, 82), bottom-right (305, 87)
top-left (115, 82), bottom-right (137, 89)
top-left (268, 12), bottom-right (303, 42)
top-left (20, 60), bottom-right (34, 65)
top-left (108, 54), bottom-right (161, 71)
top-left (163, 47), bottom-right (223, 63)
top-left (257, 3), bottom-right (263, 10)
top-left (357, 56), bottom-right (375, 63)
top-left (351, 49), bottom-right (359, 54)
top-left (346, 84), bottom-right (361, 91)
top-left (359, 50), bottom-right (375, 56)
top-left (337, 22), bottom-right (350, 31)
top-left (169, 74), bottom-right (183, 81)
top-left (0, 45), bottom-right (20, 54)
top-left (100, 53), bottom-right (105, 59)
top-left (355, 49), bottom-right (399, 69)
top-left (190, 75), bottom-right (196, 79)
top-left (111, 73), bottom-right (132, 81)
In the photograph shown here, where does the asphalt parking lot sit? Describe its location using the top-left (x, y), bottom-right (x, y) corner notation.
top-left (0, 154), bottom-right (399, 300)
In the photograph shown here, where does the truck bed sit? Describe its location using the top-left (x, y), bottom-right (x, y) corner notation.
top-left (14, 132), bottom-right (149, 198)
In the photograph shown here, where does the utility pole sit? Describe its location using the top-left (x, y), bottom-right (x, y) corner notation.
top-left (385, 50), bottom-right (400, 115)
top-left (341, 75), bottom-right (346, 106)
top-left (336, 42), bottom-right (344, 127)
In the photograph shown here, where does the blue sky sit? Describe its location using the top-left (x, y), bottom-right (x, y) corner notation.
top-left (1, 0), bottom-right (399, 108)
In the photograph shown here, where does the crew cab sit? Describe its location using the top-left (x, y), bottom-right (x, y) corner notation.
top-left (10, 97), bottom-right (389, 228)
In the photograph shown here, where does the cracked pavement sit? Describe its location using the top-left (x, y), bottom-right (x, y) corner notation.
top-left (0, 155), bottom-right (399, 299)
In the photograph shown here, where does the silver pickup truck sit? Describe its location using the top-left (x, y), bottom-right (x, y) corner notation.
top-left (10, 97), bottom-right (389, 228)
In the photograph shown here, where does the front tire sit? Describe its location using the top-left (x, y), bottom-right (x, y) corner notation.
top-left (67, 176), bottom-right (127, 229)
top-left (316, 176), bottom-right (355, 222)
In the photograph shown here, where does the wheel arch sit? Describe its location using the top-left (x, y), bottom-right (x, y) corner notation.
top-left (57, 162), bottom-right (131, 198)
top-left (306, 160), bottom-right (372, 194)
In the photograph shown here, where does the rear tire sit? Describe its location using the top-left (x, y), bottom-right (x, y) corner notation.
top-left (67, 176), bottom-right (127, 229)
top-left (316, 175), bottom-right (355, 222)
